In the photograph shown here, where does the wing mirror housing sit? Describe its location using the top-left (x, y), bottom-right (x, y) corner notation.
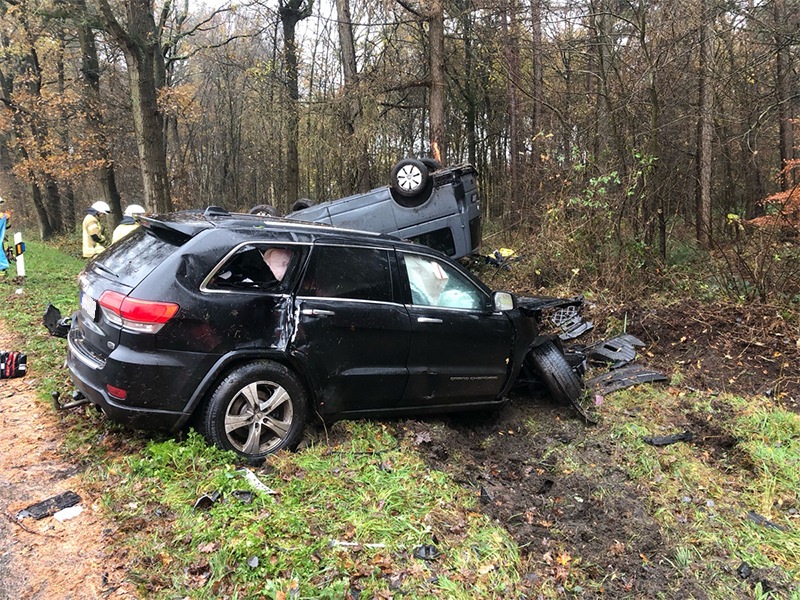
top-left (493, 291), bottom-right (515, 312)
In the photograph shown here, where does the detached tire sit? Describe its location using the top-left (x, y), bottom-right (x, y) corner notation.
top-left (528, 340), bottom-right (584, 405)
top-left (391, 158), bottom-right (431, 206)
top-left (198, 361), bottom-right (308, 461)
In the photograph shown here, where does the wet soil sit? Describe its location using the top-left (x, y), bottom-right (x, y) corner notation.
top-left (0, 325), bottom-right (136, 599)
top-left (385, 300), bottom-right (799, 597)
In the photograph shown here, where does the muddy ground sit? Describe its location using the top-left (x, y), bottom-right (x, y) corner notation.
top-left (389, 300), bottom-right (798, 597)
top-left (0, 300), bottom-right (797, 598)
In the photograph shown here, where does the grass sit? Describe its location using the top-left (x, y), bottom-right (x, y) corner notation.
top-left (94, 424), bottom-right (526, 598)
top-left (2, 238), bottom-right (799, 597)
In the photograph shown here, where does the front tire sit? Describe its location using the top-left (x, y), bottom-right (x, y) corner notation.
top-left (527, 340), bottom-right (583, 405)
top-left (198, 361), bottom-right (308, 461)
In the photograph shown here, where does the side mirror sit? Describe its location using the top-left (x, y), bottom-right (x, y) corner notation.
top-left (493, 291), bottom-right (515, 312)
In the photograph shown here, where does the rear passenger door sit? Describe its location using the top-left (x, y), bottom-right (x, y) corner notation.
top-left (293, 245), bottom-right (411, 415)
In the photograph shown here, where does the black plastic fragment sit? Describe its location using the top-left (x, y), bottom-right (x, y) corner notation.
top-left (585, 334), bottom-right (645, 367)
top-left (413, 544), bottom-right (442, 561)
top-left (586, 365), bottom-right (668, 395)
top-left (642, 431), bottom-right (694, 447)
top-left (231, 490), bottom-right (254, 504)
top-left (747, 511), bottom-right (789, 532)
top-left (17, 490), bottom-right (81, 520)
top-left (193, 490), bottom-right (221, 510)
top-left (42, 304), bottom-right (71, 339)
top-left (737, 562), bottom-right (752, 579)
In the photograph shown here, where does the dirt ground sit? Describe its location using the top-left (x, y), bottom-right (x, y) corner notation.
top-left (390, 299), bottom-right (799, 597)
top-left (0, 325), bottom-right (136, 599)
top-left (0, 299), bottom-right (797, 598)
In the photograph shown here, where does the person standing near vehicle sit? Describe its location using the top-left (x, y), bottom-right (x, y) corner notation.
top-left (111, 204), bottom-right (146, 243)
top-left (82, 201), bottom-right (110, 258)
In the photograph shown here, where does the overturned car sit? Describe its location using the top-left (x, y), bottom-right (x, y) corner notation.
top-left (258, 158), bottom-right (482, 260)
top-left (53, 208), bottom-right (622, 461)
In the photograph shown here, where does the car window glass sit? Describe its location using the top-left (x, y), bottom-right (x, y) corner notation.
top-left (299, 246), bottom-right (392, 302)
top-left (408, 227), bottom-right (456, 257)
top-left (403, 253), bottom-right (483, 310)
top-left (93, 228), bottom-right (182, 287)
top-left (209, 245), bottom-right (300, 292)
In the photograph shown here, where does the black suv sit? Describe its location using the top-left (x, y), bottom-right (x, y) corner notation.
top-left (67, 210), bottom-right (579, 461)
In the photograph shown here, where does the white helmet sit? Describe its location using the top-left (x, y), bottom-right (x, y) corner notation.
top-left (124, 204), bottom-right (146, 216)
top-left (91, 201), bottom-right (111, 214)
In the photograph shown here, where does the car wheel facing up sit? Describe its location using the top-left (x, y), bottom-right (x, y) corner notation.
top-left (198, 361), bottom-right (308, 461)
top-left (391, 158), bottom-right (432, 207)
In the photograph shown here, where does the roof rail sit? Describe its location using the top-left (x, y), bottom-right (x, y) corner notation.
top-left (204, 206), bottom-right (230, 217)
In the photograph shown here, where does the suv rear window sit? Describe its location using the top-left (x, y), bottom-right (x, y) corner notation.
top-left (92, 228), bottom-right (184, 287)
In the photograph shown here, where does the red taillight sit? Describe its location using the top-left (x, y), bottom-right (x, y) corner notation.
top-left (98, 290), bottom-right (179, 333)
top-left (106, 384), bottom-right (127, 400)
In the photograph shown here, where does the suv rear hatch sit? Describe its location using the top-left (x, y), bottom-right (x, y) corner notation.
top-left (72, 217), bottom-right (205, 365)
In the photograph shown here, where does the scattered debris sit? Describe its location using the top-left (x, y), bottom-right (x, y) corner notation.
top-left (193, 491), bottom-right (221, 510)
top-left (17, 491), bottom-right (81, 520)
top-left (586, 365), bottom-right (668, 396)
top-left (237, 468), bottom-right (278, 495)
top-left (42, 304), bottom-right (71, 339)
top-left (231, 490), bottom-right (254, 504)
top-left (737, 562), bottom-right (752, 579)
top-left (642, 431), bottom-right (694, 447)
top-left (0, 350), bottom-right (27, 379)
top-left (247, 556), bottom-right (259, 568)
top-left (586, 334), bottom-right (644, 368)
top-left (413, 544), bottom-right (442, 561)
top-left (747, 511), bottom-right (789, 532)
top-left (53, 505), bottom-right (84, 522)
top-left (329, 540), bottom-right (387, 549)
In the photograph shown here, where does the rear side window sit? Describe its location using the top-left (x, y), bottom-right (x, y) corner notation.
top-left (92, 228), bottom-right (182, 287)
top-left (299, 246), bottom-right (393, 302)
top-left (208, 244), bottom-right (303, 292)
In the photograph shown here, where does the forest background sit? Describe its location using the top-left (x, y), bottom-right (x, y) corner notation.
top-left (0, 0), bottom-right (798, 302)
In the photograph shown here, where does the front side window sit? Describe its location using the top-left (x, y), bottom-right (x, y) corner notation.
top-left (298, 246), bottom-right (393, 302)
top-left (208, 244), bottom-right (302, 292)
top-left (402, 253), bottom-right (484, 310)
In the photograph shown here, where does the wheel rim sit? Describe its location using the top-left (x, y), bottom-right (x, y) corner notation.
top-left (223, 380), bottom-right (294, 455)
top-left (396, 164), bottom-right (423, 192)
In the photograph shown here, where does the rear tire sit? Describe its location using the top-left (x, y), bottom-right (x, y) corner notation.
top-left (198, 361), bottom-right (308, 461)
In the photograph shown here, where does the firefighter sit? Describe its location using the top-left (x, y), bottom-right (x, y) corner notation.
top-left (111, 204), bottom-right (146, 243)
top-left (82, 201), bottom-right (110, 258)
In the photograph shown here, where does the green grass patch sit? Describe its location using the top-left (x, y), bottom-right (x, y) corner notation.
top-left (100, 426), bottom-right (522, 598)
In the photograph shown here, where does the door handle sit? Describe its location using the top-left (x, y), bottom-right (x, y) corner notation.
top-left (301, 309), bottom-right (335, 316)
top-left (417, 317), bottom-right (442, 324)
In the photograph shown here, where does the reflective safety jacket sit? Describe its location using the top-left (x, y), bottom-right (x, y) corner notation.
top-left (82, 210), bottom-right (106, 258)
top-left (111, 217), bottom-right (139, 244)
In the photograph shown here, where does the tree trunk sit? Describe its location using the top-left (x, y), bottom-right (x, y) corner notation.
top-left (429, 0), bottom-right (446, 163)
top-left (774, 0), bottom-right (794, 190)
top-left (335, 0), bottom-right (369, 192)
top-left (696, 0), bottom-right (713, 247)
top-left (96, 0), bottom-right (172, 213)
top-left (280, 0), bottom-right (313, 206)
top-left (77, 16), bottom-right (123, 223)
